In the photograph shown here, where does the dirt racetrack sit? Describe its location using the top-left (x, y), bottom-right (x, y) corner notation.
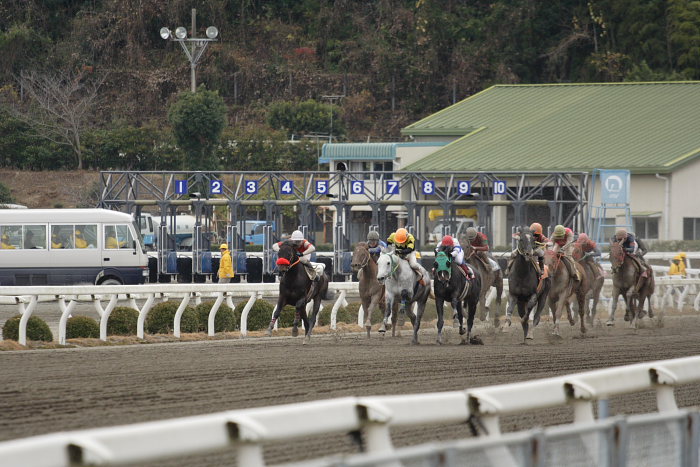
top-left (2, 310), bottom-right (700, 466)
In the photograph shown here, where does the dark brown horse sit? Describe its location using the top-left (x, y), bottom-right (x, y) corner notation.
top-left (351, 242), bottom-right (385, 338)
top-left (267, 242), bottom-right (331, 343)
top-left (462, 241), bottom-right (503, 325)
top-left (608, 241), bottom-right (655, 328)
top-left (544, 249), bottom-right (590, 337)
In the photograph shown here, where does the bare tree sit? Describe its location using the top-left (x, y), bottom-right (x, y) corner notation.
top-left (4, 70), bottom-right (105, 169)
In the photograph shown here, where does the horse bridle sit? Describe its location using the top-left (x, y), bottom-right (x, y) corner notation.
top-left (354, 247), bottom-right (370, 270)
top-left (380, 251), bottom-right (400, 278)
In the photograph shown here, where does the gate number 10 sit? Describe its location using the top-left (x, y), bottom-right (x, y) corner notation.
top-left (493, 180), bottom-right (507, 195)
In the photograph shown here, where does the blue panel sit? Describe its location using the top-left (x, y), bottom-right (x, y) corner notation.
top-left (201, 252), bottom-right (212, 274)
top-left (166, 251), bottom-right (178, 274)
top-left (236, 252), bottom-right (248, 273)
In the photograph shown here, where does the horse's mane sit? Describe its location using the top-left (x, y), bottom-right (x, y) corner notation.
top-left (355, 241), bottom-right (368, 249)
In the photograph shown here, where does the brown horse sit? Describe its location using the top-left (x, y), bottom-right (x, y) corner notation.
top-left (462, 241), bottom-right (503, 325)
top-left (544, 249), bottom-right (590, 337)
top-left (571, 244), bottom-right (605, 324)
top-left (607, 241), bottom-right (655, 328)
top-left (351, 242), bottom-right (385, 338)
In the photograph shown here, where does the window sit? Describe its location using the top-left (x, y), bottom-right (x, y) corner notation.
top-left (105, 224), bottom-right (133, 249)
top-left (375, 161), bottom-right (394, 180)
top-left (683, 218), bottom-right (700, 240)
top-left (51, 225), bottom-right (73, 249)
top-left (633, 217), bottom-right (659, 240)
top-left (74, 225), bottom-right (98, 249)
top-left (1, 225), bottom-right (21, 249)
top-left (23, 225), bottom-right (46, 249)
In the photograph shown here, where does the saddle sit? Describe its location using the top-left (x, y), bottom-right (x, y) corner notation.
top-left (303, 262), bottom-right (325, 281)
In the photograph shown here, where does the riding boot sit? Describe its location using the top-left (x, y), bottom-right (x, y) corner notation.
top-left (412, 266), bottom-right (426, 286)
top-left (566, 257), bottom-right (580, 281)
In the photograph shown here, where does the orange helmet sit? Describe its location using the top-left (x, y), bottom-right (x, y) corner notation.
top-left (529, 222), bottom-right (543, 235)
top-left (442, 235), bottom-right (454, 246)
top-left (394, 228), bottom-right (408, 244)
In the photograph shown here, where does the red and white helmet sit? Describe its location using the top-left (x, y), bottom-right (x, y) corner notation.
top-left (442, 235), bottom-right (454, 247)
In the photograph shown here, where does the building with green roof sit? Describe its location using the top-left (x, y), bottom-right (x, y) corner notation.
top-left (398, 82), bottom-right (700, 243)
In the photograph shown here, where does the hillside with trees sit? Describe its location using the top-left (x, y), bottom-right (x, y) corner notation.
top-left (0, 0), bottom-right (698, 172)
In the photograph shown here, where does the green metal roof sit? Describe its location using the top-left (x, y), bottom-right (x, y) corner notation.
top-left (320, 143), bottom-right (397, 162)
top-left (403, 82), bottom-right (700, 174)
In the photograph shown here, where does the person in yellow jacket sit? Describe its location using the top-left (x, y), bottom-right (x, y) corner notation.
top-left (218, 243), bottom-right (235, 283)
top-left (669, 254), bottom-right (687, 277)
top-left (387, 228), bottom-right (426, 285)
top-left (1, 233), bottom-right (15, 249)
top-left (75, 229), bottom-right (89, 248)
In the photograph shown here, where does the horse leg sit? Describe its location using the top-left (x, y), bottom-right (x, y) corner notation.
top-left (607, 287), bottom-right (620, 326)
top-left (626, 290), bottom-right (638, 329)
top-left (518, 300), bottom-right (528, 343)
top-left (551, 299), bottom-right (563, 336)
top-left (267, 296), bottom-right (286, 336)
top-left (304, 298), bottom-right (323, 344)
top-left (465, 296), bottom-right (478, 343)
top-left (505, 293), bottom-right (516, 327)
top-left (362, 295), bottom-right (373, 338)
top-left (379, 294), bottom-right (393, 334)
top-left (577, 291), bottom-right (587, 335)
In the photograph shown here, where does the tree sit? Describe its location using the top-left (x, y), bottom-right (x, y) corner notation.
top-left (168, 86), bottom-right (227, 170)
top-left (2, 69), bottom-right (104, 169)
top-left (267, 99), bottom-right (344, 139)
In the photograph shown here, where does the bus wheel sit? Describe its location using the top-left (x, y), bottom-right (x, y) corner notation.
top-left (100, 278), bottom-right (123, 285)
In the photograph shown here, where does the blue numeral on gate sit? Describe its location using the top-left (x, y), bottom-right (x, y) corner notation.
top-left (280, 180), bottom-right (294, 194)
top-left (386, 180), bottom-right (399, 195)
top-left (351, 180), bottom-right (364, 194)
top-left (316, 180), bottom-right (329, 195)
top-left (422, 180), bottom-right (435, 195)
top-left (245, 180), bottom-right (258, 194)
top-left (210, 180), bottom-right (223, 195)
top-left (457, 180), bottom-right (471, 195)
top-left (175, 180), bottom-right (188, 195)
top-left (494, 180), bottom-right (507, 195)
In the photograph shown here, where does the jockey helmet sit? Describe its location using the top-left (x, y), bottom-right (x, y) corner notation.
top-left (367, 230), bottom-right (380, 242)
top-left (553, 225), bottom-right (566, 238)
top-left (577, 233), bottom-right (589, 242)
top-left (290, 230), bottom-right (304, 241)
top-left (219, 243), bottom-right (228, 250)
top-left (442, 235), bottom-right (454, 247)
top-left (394, 228), bottom-right (408, 244)
top-left (615, 228), bottom-right (627, 241)
top-left (529, 222), bottom-right (543, 235)
top-left (466, 227), bottom-right (478, 240)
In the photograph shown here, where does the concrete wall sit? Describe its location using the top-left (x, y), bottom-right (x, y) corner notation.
top-left (669, 157), bottom-right (700, 239)
top-left (395, 144), bottom-right (445, 168)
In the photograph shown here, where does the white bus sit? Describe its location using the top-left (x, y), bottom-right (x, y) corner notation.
top-left (0, 209), bottom-right (149, 286)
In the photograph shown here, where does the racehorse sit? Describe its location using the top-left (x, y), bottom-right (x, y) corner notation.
top-left (505, 227), bottom-right (550, 342)
top-left (570, 243), bottom-right (605, 324)
top-left (544, 248), bottom-right (590, 337)
top-left (375, 248), bottom-right (430, 340)
top-left (607, 241), bottom-right (655, 329)
top-left (351, 242), bottom-right (385, 338)
top-left (462, 241), bottom-right (503, 324)
top-left (433, 249), bottom-right (482, 345)
top-left (267, 242), bottom-right (331, 343)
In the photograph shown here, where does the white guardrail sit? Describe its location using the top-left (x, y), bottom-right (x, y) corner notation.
top-left (1, 274), bottom-right (700, 346)
top-left (0, 354), bottom-right (698, 466)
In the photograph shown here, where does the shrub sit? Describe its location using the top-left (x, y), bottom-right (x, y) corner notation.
top-left (319, 301), bottom-right (361, 326)
top-left (236, 299), bottom-right (274, 331)
top-left (145, 301), bottom-right (199, 334)
top-left (278, 305), bottom-right (298, 328)
top-left (0, 181), bottom-right (14, 203)
top-left (108, 307), bottom-right (139, 336)
top-left (2, 315), bottom-right (53, 342)
top-left (66, 315), bottom-right (100, 339)
top-left (194, 301), bottom-right (237, 332)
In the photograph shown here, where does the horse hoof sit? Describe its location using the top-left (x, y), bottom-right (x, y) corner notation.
top-left (459, 327), bottom-right (466, 336)
top-left (412, 340), bottom-right (420, 345)
top-left (303, 337), bottom-right (310, 345)
top-left (266, 328), bottom-right (273, 337)
top-left (469, 336), bottom-right (484, 345)
top-left (291, 327), bottom-right (299, 337)
top-left (366, 326), bottom-right (371, 338)
top-left (605, 320), bottom-right (615, 327)
top-left (505, 318), bottom-right (511, 327)
top-left (526, 335), bottom-right (534, 340)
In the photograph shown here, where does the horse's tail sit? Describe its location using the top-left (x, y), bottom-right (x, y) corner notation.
top-left (321, 275), bottom-right (335, 301)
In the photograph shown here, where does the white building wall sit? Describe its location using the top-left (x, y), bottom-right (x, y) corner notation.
top-left (395, 145), bottom-right (445, 169)
top-left (669, 157), bottom-right (700, 240)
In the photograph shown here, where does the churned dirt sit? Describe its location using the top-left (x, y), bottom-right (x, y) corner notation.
top-left (0, 170), bottom-right (101, 208)
top-left (1, 306), bottom-right (700, 466)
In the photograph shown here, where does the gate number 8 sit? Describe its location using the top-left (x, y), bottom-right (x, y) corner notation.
top-left (422, 181), bottom-right (434, 195)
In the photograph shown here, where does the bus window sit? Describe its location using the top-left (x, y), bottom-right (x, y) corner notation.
top-left (51, 225), bottom-right (73, 249)
top-left (74, 224), bottom-right (97, 249)
top-left (105, 224), bottom-right (132, 249)
top-left (1, 225), bottom-right (21, 249)
top-left (23, 225), bottom-right (46, 249)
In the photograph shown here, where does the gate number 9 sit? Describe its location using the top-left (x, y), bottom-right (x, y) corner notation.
top-left (457, 181), bottom-right (471, 195)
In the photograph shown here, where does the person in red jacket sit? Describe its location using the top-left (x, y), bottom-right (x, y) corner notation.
top-left (465, 227), bottom-right (490, 267)
top-left (550, 224), bottom-right (579, 281)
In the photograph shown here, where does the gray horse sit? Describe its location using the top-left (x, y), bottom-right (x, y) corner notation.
top-left (376, 248), bottom-right (430, 339)
top-left (351, 242), bottom-right (385, 338)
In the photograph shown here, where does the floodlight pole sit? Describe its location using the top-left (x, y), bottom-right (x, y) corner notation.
top-left (321, 95), bottom-right (344, 143)
top-left (161, 9), bottom-right (218, 93)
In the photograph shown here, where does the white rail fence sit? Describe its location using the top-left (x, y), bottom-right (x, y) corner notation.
top-left (0, 355), bottom-right (698, 466)
top-left (1, 275), bottom-right (700, 346)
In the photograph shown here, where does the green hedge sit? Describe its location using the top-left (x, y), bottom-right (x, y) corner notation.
top-left (107, 307), bottom-right (139, 336)
top-left (194, 301), bottom-right (237, 332)
top-left (145, 301), bottom-right (199, 334)
top-left (2, 315), bottom-right (53, 342)
top-left (236, 299), bottom-right (274, 331)
top-left (66, 315), bottom-right (100, 339)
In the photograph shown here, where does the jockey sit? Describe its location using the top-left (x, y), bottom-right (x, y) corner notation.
top-left (387, 227), bottom-right (426, 286)
top-left (575, 232), bottom-right (602, 281)
top-left (465, 227), bottom-right (491, 264)
top-left (366, 230), bottom-right (387, 262)
top-left (505, 222), bottom-right (548, 277)
top-left (612, 228), bottom-right (652, 286)
top-left (435, 235), bottom-right (473, 279)
top-left (551, 224), bottom-right (580, 281)
top-left (273, 230), bottom-right (319, 282)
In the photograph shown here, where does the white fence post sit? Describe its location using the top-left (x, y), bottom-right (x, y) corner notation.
top-left (331, 290), bottom-right (346, 330)
top-left (99, 295), bottom-right (119, 342)
top-left (18, 295), bottom-right (38, 346)
top-left (240, 292), bottom-right (258, 337)
top-left (136, 294), bottom-right (156, 339)
top-left (207, 292), bottom-right (225, 337)
top-left (173, 293), bottom-right (192, 338)
top-left (58, 298), bottom-right (77, 345)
